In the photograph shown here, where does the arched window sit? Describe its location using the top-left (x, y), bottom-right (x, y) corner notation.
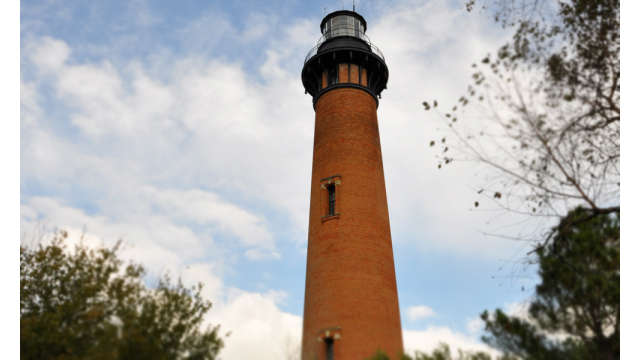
top-left (324, 338), bottom-right (334, 360)
top-left (327, 184), bottom-right (336, 216)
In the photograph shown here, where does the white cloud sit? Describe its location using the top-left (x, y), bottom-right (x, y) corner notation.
top-left (209, 289), bottom-right (302, 360)
top-left (180, 263), bottom-right (225, 304)
top-left (21, 0), bottom-right (526, 263)
top-left (407, 305), bottom-right (436, 321)
top-left (127, 0), bottom-right (161, 27)
top-left (505, 300), bottom-right (530, 319)
top-left (25, 36), bottom-right (70, 72)
top-left (139, 186), bottom-right (278, 258)
top-left (20, 2), bottom-right (539, 358)
top-left (240, 12), bottom-right (276, 43)
top-left (22, 32), bottom-right (314, 237)
top-left (58, 63), bottom-right (131, 136)
top-left (20, 185), bottom-right (278, 269)
top-left (20, 79), bottom-right (41, 126)
top-left (492, 301), bottom-right (579, 343)
top-left (404, 326), bottom-right (499, 357)
top-left (466, 316), bottom-right (485, 335)
top-left (22, 35), bottom-right (295, 259)
top-left (21, 197), bottom-right (196, 274)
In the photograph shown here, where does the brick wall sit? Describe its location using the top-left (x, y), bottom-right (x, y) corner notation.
top-left (301, 87), bottom-right (404, 360)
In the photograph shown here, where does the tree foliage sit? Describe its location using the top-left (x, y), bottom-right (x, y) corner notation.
top-left (366, 343), bottom-right (515, 360)
top-left (20, 231), bottom-right (224, 360)
top-left (420, 2), bottom-right (620, 358)
top-left (425, 0), bottom-right (619, 240)
top-left (480, 207), bottom-right (619, 359)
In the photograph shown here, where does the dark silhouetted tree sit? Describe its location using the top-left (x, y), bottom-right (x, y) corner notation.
top-left (20, 231), bottom-right (224, 360)
top-left (365, 343), bottom-right (517, 360)
top-left (480, 207), bottom-right (619, 359)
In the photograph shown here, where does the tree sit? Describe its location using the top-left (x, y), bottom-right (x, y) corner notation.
top-left (420, 3), bottom-right (620, 358)
top-left (365, 343), bottom-right (515, 360)
top-left (20, 231), bottom-right (224, 360)
top-left (425, 0), bottom-right (619, 242)
top-left (480, 207), bottom-right (619, 359)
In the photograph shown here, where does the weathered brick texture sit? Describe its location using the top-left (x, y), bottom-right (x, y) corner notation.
top-left (301, 87), bottom-right (404, 360)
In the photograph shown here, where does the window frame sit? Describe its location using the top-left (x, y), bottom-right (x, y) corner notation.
top-left (320, 175), bottom-right (341, 222)
top-left (327, 184), bottom-right (336, 216)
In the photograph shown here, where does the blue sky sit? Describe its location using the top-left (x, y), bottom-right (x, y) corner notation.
top-left (20, 0), bottom-right (544, 357)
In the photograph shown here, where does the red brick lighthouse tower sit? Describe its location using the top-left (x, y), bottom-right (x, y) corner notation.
top-left (301, 10), bottom-right (403, 360)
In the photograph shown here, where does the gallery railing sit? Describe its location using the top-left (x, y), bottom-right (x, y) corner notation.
top-left (304, 26), bottom-right (385, 64)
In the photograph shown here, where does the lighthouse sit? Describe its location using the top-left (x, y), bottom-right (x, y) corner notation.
top-left (300, 9), bottom-right (403, 360)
